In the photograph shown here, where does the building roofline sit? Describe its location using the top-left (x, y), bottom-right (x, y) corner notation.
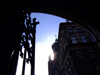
top-left (58, 22), bottom-right (75, 43)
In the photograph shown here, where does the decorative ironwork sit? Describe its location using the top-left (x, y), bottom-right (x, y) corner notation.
top-left (18, 12), bottom-right (39, 75)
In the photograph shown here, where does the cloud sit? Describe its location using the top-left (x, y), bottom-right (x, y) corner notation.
top-left (36, 42), bottom-right (45, 48)
top-left (35, 42), bottom-right (49, 75)
top-left (47, 36), bottom-right (51, 40)
top-left (35, 37), bottom-right (54, 75)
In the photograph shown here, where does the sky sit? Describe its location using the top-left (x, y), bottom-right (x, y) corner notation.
top-left (16, 12), bottom-right (66, 75)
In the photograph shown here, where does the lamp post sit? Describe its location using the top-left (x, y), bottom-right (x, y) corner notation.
top-left (31, 18), bottom-right (39, 75)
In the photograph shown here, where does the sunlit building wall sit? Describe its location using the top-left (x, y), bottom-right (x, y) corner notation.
top-left (48, 39), bottom-right (59, 75)
top-left (58, 22), bottom-right (100, 75)
top-left (48, 58), bottom-right (58, 75)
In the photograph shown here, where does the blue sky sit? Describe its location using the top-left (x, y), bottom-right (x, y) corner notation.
top-left (16, 12), bottom-right (66, 75)
top-left (31, 13), bottom-right (66, 43)
top-left (31, 13), bottom-right (66, 75)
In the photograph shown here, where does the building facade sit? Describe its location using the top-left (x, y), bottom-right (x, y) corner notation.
top-left (48, 57), bottom-right (58, 75)
top-left (48, 39), bottom-right (59, 75)
top-left (58, 22), bottom-right (100, 75)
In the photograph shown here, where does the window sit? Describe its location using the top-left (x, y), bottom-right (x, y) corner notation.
top-left (81, 36), bottom-right (85, 39)
top-left (72, 40), bottom-right (77, 44)
top-left (53, 65), bottom-right (56, 68)
top-left (82, 39), bottom-right (87, 43)
top-left (77, 29), bottom-right (82, 33)
top-left (68, 29), bottom-right (73, 33)
top-left (90, 36), bottom-right (96, 42)
top-left (71, 37), bottom-right (75, 39)
top-left (71, 37), bottom-right (77, 44)
top-left (81, 36), bottom-right (87, 43)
